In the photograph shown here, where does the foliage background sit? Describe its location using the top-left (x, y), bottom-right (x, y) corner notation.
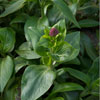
top-left (0, 0), bottom-right (99, 100)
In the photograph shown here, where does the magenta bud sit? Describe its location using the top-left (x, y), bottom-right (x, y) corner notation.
top-left (49, 28), bottom-right (59, 37)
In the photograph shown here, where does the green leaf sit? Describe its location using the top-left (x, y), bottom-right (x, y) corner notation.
top-left (62, 91), bottom-right (80, 100)
top-left (81, 33), bottom-right (97, 60)
top-left (85, 96), bottom-right (99, 100)
top-left (0, 27), bottom-right (15, 53)
top-left (69, 3), bottom-right (77, 15)
top-left (91, 78), bottom-right (100, 96)
top-left (0, 56), bottom-right (14, 92)
top-left (21, 65), bottom-right (56, 100)
top-left (50, 83), bottom-right (84, 96)
top-left (65, 31), bottom-right (80, 49)
top-left (24, 17), bottom-right (43, 49)
top-left (52, 0), bottom-right (80, 28)
top-left (16, 42), bottom-right (41, 59)
top-left (52, 42), bottom-right (78, 62)
top-left (37, 16), bottom-right (49, 31)
top-left (35, 45), bottom-right (49, 56)
top-left (0, 0), bottom-right (26, 17)
top-left (65, 68), bottom-right (90, 86)
top-left (53, 19), bottom-right (66, 39)
top-left (4, 77), bottom-right (18, 100)
top-left (44, 4), bottom-right (51, 15)
top-left (14, 57), bottom-right (29, 73)
top-left (16, 50), bottom-right (41, 59)
top-left (91, 78), bottom-right (100, 89)
top-left (24, 16), bottom-right (38, 42)
top-left (88, 57), bottom-right (99, 80)
top-left (47, 5), bottom-right (64, 25)
top-left (10, 13), bottom-right (29, 24)
top-left (71, 19), bottom-right (99, 28)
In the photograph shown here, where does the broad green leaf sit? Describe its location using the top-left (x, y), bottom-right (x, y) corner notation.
top-left (47, 5), bottom-right (64, 26)
top-left (24, 16), bottom-right (38, 42)
top-left (37, 16), bottom-right (49, 31)
top-left (16, 42), bottom-right (40, 59)
top-left (81, 33), bottom-right (97, 60)
top-left (16, 50), bottom-right (41, 59)
top-left (0, 56), bottom-right (14, 92)
top-left (24, 18), bottom-right (43, 49)
top-left (65, 31), bottom-right (80, 49)
top-left (50, 83), bottom-right (84, 96)
top-left (64, 32), bottom-right (80, 63)
top-left (51, 42), bottom-right (78, 62)
top-left (65, 68), bottom-right (90, 86)
top-left (71, 19), bottom-right (99, 28)
top-left (10, 13), bottom-right (29, 24)
top-left (21, 65), bottom-right (55, 100)
top-left (0, 0), bottom-right (26, 17)
top-left (0, 27), bottom-right (15, 53)
top-left (88, 57), bottom-right (99, 80)
top-left (52, 0), bottom-right (80, 28)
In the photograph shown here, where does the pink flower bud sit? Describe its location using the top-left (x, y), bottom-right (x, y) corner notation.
top-left (49, 28), bottom-right (59, 36)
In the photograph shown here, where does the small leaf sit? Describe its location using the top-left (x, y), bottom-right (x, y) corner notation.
top-left (0, 56), bottom-right (14, 92)
top-left (52, 0), bottom-right (80, 28)
top-left (0, 0), bottom-right (26, 17)
top-left (21, 65), bottom-right (56, 100)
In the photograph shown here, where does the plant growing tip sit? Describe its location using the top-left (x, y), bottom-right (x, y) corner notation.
top-left (49, 28), bottom-right (59, 37)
